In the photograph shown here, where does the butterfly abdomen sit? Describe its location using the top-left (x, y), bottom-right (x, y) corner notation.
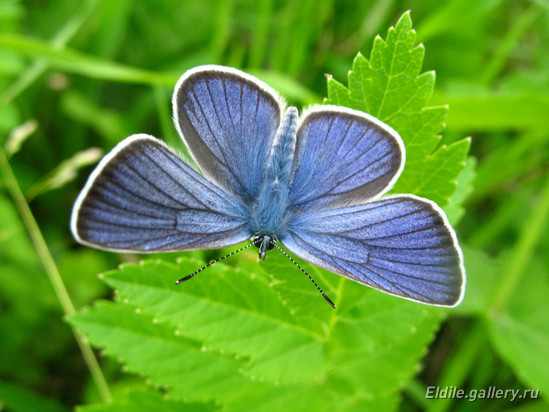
top-left (250, 107), bottom-right (298, 239)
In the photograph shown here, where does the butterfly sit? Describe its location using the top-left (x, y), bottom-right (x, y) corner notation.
top-left (71, 65), bottom-right (465, 308)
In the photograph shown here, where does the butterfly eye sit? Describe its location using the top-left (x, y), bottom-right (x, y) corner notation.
top-left (253, 235), bottom-right (263, 248)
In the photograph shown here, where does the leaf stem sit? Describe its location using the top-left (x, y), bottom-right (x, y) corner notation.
top-left (0, 147), bottom-right (112, 403)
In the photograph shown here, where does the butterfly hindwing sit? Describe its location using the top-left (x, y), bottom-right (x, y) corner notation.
top-left (289, 106), bottom-right (404, 211)
top-left (173, 65), bottom-right (285, 199)
top-left (282, 195), bottom-right (465, 306)
top-left (71, 135), bottom-right (250, 253)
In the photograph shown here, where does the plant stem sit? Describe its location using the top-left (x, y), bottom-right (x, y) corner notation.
top-left (0, 147), bottom-right (112, 403)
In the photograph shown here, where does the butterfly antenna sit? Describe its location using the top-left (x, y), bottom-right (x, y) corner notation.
top-left (175, 243), bottom-right (255, 284)
top-left (273, 244), bottom-right (335, 309)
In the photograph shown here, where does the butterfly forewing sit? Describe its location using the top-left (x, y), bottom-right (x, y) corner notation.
top-left (282, 195), bottom-right (464, 306)
top-left (288, 106), bottom-right (404, 211)
top-left (71, 135), bottom-right (250, 253)
top-left (173, 66), bottom-right (285, 199)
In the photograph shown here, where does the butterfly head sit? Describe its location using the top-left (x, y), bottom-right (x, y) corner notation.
top-left (253, 234), bottom-right (276, 260)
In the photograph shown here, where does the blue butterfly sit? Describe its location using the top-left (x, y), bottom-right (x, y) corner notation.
top-left (71, 65), bottom-right (465, 308)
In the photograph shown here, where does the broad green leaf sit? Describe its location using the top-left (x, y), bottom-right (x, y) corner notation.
top-left (326, 11), bottom-right (470, 206)
top-left (326, 294), bottom-right (442, 400)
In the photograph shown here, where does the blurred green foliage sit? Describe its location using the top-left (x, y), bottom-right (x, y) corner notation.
top-left (0, 0), bottom-right (548, 411)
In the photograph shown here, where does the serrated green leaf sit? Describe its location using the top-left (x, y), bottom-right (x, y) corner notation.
top-left (99, 258), bottom-right (327, 385)
top-left (70, 296), bottom-right (330, 412)
top-left (401, 138), bottom-right (470, 206)
top-left (443, 156), bottom-right (476, 226)
top-left (71, 300), bottom-right (259, 403)
top-left (72, 252), bottom-right (443, 411)
top-left (326, 11), bottom-right (469, 206)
